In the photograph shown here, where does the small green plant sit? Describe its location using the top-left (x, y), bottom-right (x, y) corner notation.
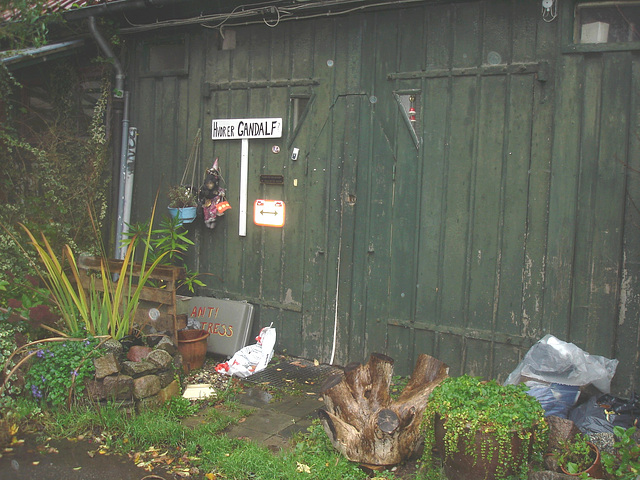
top-left (163, 395), bottom-right (199, 419)
top-left (25, 337), bottom-right (103, 407)
top-left (168, 185), bottom-right (197, 208)
top-left (421, 375), bottom-right (548, 480)
top-left (123, 215), bottom-right (205, 293)
top-left (602, 425), bottom-right (640, 480)
top-left (555, 433), bottom-right (596, 475)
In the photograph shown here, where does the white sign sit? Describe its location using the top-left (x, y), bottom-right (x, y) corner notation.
top-left (254, 199), bottom-right (286, 227)
top-left (212, 118), bottom-right (282, 140)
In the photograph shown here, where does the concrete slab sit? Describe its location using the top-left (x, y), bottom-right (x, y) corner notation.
top-left (233, 387), bottom-right (274, 407)
top-left (264, 393), bottom-right (322, 417)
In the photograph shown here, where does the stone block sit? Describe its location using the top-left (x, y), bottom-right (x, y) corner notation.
top-left (136, 394), bottom-right (161, 412)
top-left (122, 360), bottom-right (157, 377)
top-left (157, 370), bottom-right (176, 389)
top-left (102, 339), bottom-right (124, 357)
top-left (93, 352), bottom-right (120, 379)
top-left (85, 379), bottom-right (105, 400)
top-left (133, 374), bottom-right (161, 399)
top-left (157, 380), bottom-right (180, 403)
top-left (156, 336), bottom-right (177, 356)
top-left (103, 374), bottom-right (134, 400)
top-left (127, 345), bottom-right (153, 362)
top-left (148, 349), bottom-right (173, 369)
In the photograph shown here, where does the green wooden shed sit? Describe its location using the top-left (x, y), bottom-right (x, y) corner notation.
top-left (66, 0), bottom-right (640, 394)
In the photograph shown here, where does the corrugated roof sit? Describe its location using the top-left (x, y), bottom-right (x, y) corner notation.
top-left (2, 0), bottom-right (117, 20)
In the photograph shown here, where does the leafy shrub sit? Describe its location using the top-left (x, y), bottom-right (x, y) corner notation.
top-left (25, 338), bottom-right (103, 407)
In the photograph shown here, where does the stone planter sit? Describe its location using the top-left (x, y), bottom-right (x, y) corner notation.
top-left (88, 336), bottom-right (183, 412)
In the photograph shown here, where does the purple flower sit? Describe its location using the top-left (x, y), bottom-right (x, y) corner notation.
top-left (71, 369), bottom-right (78, 377)
top-left (31, 384), bottom-right (42, 399)
top-left (36, 349), bottom-right (44, 358)
top-left (41, 375), bottom-right (45, 383)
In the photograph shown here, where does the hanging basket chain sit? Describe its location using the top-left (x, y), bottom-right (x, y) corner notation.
top-left (180, 128), bottom-right (202, 192)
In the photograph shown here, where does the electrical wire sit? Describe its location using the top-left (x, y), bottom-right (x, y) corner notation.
top-left (119, 0), bottom-right (431, 33)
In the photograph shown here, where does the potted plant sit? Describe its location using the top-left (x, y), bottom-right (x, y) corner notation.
top-left (167, 185), bottom-right (198, 225)
top-left (554, 432), bottom-right (603, 478)
top-left (421, 375), bottom-right (549, 480)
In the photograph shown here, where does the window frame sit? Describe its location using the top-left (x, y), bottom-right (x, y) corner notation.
top-left (562, 0), bottom-right (640, 53)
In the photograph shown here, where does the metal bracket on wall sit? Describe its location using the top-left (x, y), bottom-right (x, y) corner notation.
top-left (202, 79), bottom-right (319, 98)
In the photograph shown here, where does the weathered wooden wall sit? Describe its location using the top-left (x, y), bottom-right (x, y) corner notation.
top-left (126, 0), bottom-right (640, 394)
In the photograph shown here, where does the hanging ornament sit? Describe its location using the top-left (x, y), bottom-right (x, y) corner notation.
top-left (408, 95), bottom-right (417, 124)
top-left (198, 158), bottom-right (230, 229)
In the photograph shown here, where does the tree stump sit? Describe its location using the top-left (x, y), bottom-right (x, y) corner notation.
top-left (318, 352), bottom-right (449, 467)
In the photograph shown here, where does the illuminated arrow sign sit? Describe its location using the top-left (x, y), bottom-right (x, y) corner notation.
top-left (254, 199), bottom-right (286, 227)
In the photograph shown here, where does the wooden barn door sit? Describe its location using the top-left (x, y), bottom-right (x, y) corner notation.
top-left (362, 63), bottom-right (553, 377)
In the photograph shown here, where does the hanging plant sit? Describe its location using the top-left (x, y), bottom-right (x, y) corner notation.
top-left (421, 375), bottom-right (549, 480)
top-left (168, 185), bottom-right (198, 208)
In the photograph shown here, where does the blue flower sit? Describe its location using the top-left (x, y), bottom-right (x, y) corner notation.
top-left (31, 384), bottom-right (43, 399)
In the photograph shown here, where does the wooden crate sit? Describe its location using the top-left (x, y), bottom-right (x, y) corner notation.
top-left (77, 256), bottom-right (188, 341)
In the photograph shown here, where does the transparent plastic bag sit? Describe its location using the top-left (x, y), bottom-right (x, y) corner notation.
top-left (504, 334), bottom-right (618, 393)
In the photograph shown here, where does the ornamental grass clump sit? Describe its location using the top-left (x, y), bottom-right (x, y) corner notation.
top-left (13, 196), bottom-right (167, 340)
top-left (421, 375), bottom-right (548, 480)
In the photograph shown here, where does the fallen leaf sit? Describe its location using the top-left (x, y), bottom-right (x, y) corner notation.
top-left (72, 466), bottom-right (82, 471)
top-left (313, 359), bottom-right (320, 366)
top-left (9, 424), bottom-right (18, 436)
top-left (205, 473), bottom-right (217, 480)
top-left (32, 461), bottom-right (40, 466)
top-left (296, 462), bottom-right (311, 473)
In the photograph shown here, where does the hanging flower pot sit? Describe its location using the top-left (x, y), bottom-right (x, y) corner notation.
top-left (168, 185), bottom-right (198, 225)
top-left (168, 206), bottom-right (197, 225)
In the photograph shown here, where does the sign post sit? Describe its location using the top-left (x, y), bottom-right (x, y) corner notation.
top-left (211, 118), bottom-right (282, 236)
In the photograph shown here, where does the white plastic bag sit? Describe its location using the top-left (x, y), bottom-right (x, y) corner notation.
top-left (504, 334), bottom-right (618, 393)
top-left (215, 325), bottom-right (276, 378)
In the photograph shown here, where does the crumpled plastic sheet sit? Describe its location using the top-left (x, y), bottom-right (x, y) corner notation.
top-left (215, 325), bottom-right (276, 378)
top-left (504, 334), bottom-right (618, 393)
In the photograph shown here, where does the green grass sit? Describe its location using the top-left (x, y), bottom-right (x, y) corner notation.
top-left (18, 397), bottom-right (381, 480)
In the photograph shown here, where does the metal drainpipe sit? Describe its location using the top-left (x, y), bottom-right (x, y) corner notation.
top-left (87, 16), bottom-right (130, 260)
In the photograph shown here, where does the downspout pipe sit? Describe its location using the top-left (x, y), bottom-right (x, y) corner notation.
top-left (87, 15), bottom-right (130, 260)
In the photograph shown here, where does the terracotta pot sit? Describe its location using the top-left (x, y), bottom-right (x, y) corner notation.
top-left (560, 442), bottom-right (604, 478)
top-left (177, 329), bottom-right (210, 373)
top-left (434, 414), bottom-right (535, 480)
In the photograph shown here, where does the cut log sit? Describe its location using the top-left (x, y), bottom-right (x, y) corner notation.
top-left (320, 353), bottom-right (448, 466)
